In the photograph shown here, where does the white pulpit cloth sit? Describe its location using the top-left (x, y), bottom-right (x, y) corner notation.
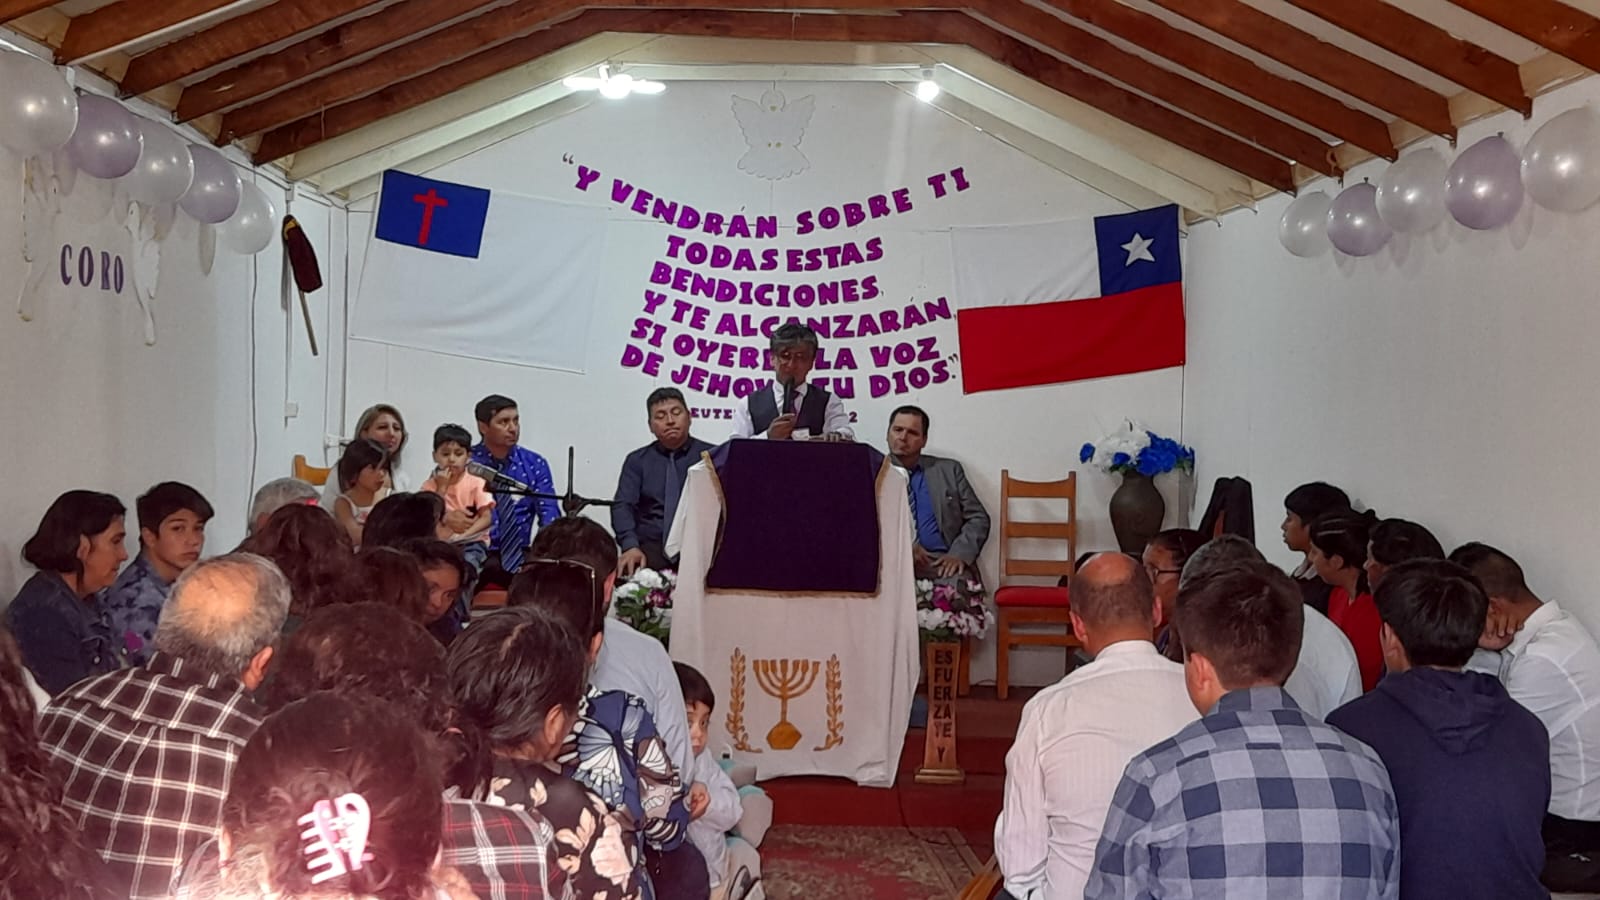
top-left (667, 461), bottom-right (919, 787)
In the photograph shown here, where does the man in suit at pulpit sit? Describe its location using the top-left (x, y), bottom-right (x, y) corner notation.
top-left (730, 322), bottom-right (855, 441)
top-left (888, 406), bottom-right (990, 581)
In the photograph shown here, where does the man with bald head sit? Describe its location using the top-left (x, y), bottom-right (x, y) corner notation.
top-left (994, 553), bottom-right (1198, 900)
top-left (39, 553), bottom-right (290, 899)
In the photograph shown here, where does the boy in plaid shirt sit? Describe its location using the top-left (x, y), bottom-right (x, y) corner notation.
top-left (1087, 560), bottom-right (1400, 900)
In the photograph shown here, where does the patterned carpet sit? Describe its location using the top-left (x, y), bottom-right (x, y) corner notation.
top-left (759, 825), bottom-right (984, 899)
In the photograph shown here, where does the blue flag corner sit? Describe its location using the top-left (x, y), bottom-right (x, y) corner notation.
top-left (374, 170), bottom-right (492, 259)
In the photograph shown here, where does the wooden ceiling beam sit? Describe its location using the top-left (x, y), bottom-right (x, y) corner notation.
top-left (175, 0), bottom-right (511, 122)
top-left (220, 0), bottom-right (585, 140)
top-left (0, 0), bottom-right (57, 23)
top-left (119, 0), bottom-right (405, 97)
top-left (936, 13), bottom-right (1293, 191)
top-left (1138, 0), bottom-right (1455, 137)
top-left (1033, 0), bottom-right (1393, 160)
top-left (1446, 0), bottom-right (1600, 75)
top-left (972, 0), bottom-right (1335, 175)
top-left (1281, 0), bottom-right (1529, 115)
top-left (57, 0), bottom-right (247, 64)
top-left (255, 8), bottom-right (1294, 191)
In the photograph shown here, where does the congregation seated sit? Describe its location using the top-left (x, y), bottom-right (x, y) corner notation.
top-left (994, 553), bottom-right (1196, 899)
top-left (1308, 509), bottom-right (1385, 690)
top-left (528, 517), bottom-right (696, 811)
top-left (446, 605), bottom-right (645, 899)
top-left (318, 403), bottom-right (411, 511)
top-left (1281, 481), bottom-right (1351, 613)
top-left (7, 490), bottom-right (126, 695)
top-left (398, 537), bottom-right (473, 644)
top-left (238, 503), bottom-right (354, 634)
top-left (245, 476), bottom-right (318, 535)
top-left (614, 387), bottom-right (714, 575)
top-left (1182, 535), bottom-right (1361, 718)
top-left (349, 545), bottom-right (432, 624)
top-left (1140, 528), bottom-right (1203, 661)
top-left (332, 436), bottom-right (391, 546)
top-left (363, 489), bottom-right (448, 549)
top-left (1364, 517), bottom-right (1445, 590)
top-left (101, 481), bottom-right (213, 666)
top-left (887, 404), bottom-right (990, 581)
top-left (0, 628), bottom-right (118, 899)
top-left (1086, 561), bottom-right (1400, 898)
top-left (1326, 560), bottom-right (1549, 900)
top-left (508, 558), bottom-right (706, 899)
top-left (244, 601), bottom-right (571, 899)
top-left (39, 553), bottom-right (288, 899)
top-left (1451, 541), bottom-right (1600, 892)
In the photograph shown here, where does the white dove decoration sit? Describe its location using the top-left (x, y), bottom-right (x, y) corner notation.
top-left (126, 202), bottom-right (161, 345)
top-left (17, 155), bottom-right (61, 322)
top-left (730, 88), bottom-right (816, 180)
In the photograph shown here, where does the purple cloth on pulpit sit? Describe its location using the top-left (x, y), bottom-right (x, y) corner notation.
top-left (704, 440), bottom-right (884, 593)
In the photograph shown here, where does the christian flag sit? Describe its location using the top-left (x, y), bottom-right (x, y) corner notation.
top-left (953, 204), bottom-right (1184, 393)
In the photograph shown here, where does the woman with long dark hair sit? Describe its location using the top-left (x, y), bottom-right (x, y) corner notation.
top-left (5, 491), bottom-right (127, 693)
top-left (238, 504), bottom-right (353, 634)
top-left (0, 629), bottom-right (117, 899)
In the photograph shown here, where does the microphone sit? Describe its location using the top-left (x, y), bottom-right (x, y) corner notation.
top-left (466, 461), bottom-right (532, 493)
top-left (781, 377), bottom-right (797, 416)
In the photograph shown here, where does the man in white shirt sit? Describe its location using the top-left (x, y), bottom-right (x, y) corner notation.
top-left (1452, 542), bottom-right (1600, 892)
top-left (995, 553), bottom-right (1197, 900)
top-left (730, 322), bottom-right (854, 441)
top-left (1181, 535), bottom-right (1361, 718)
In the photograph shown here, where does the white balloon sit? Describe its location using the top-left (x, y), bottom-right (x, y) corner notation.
top-left (0, 51), bottom-right (78, 157)
top-left (216, 182), bottom-right (277, 254)
top-left (1522, 106), bottom-right (1600, 213)
top-left (1278, 191), bottom-right (1333, 258)
top-left (1327, 182), bottom-right (1393, 257)
top-left (125, 119), bottom-right (195, 205)
top-left (1377, 148), bottom-right (1448, 233)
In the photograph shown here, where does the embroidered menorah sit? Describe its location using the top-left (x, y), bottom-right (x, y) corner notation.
top-left (752, 658), bottom-right (821, 750)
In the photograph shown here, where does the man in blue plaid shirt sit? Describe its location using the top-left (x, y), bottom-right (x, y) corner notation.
top-left (1087, 561), bottom-right (1400, 900)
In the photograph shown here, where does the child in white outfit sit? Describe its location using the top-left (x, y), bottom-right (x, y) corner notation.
top-left (677, 662), bottom-right (763, 900)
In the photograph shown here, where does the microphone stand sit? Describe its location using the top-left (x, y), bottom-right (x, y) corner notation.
top-left (480, 446), bottom-right (614, 518)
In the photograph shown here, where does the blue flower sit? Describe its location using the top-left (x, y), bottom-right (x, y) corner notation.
top-left (1079, 442), bottom-right (1095, 464)
top-left (1111, 452), bottom-right (1131, 468)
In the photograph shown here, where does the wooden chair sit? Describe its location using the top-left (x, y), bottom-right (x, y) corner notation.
top-left (956, 856), bottom-right (1002, 900)
top-left (994, 469), bottom-right (1079, 700)
top-left (292, 454), bottom-right (331, 486)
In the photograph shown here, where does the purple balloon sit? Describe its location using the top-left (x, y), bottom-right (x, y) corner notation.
top-left (179, 143), bottom-right (241, 224)
top-left (1446, 135), bottom-right (1524, 230)
top-left (1327, 182), bottom-right (1392, 257)
top-left (66, 93), bottom-right (141, 179)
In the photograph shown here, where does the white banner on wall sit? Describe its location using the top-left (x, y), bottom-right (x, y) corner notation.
top-left (352, 191), bottom-right (608, 372)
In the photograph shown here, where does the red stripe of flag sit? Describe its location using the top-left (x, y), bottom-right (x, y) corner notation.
top-left (955, 282), bottom-right (1185, 394)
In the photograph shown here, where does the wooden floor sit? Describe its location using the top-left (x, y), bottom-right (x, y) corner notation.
top-left (762, 685), bottom-right (1034, 860)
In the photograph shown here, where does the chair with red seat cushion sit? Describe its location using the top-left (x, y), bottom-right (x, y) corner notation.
top-left (995, 469), bottom-right (1080, 700)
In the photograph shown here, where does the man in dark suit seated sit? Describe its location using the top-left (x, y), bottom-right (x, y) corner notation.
top-left (887, 405), bottom-right (990, 581)
top-left (730, 322), bottom-right (854, 441)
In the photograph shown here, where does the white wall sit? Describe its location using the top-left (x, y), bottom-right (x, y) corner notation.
top-left (346, 80), bottom-right (1189, 685)
top-left (1184, 76), bottom-right (1600, 634)
top-left (0, 132), bottom-right (349, 597)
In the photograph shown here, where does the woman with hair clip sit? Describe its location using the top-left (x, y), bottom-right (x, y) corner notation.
top-left (1309, 509), bottom-right (1384, 691)
top-left (0, 629), bottom-right (118, 900)
top-left (184, 691), bottom-right (473, 899)
top-left (321, 404), bottom-right (411, 511)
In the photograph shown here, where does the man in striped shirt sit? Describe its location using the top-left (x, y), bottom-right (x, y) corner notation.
top-left (1086, 560), bottom-right (1400, 900)
top-left (39, 554), bottom-right (289, 899)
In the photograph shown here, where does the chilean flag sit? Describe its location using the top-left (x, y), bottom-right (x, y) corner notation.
top-left (953, 204), bottom-right (1184, 393)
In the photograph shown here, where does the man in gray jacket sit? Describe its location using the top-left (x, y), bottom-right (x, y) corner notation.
top-left (887, 405), bottom-right (991, 581)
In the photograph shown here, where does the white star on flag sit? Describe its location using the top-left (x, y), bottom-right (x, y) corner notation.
top-left (1121, 233), bottom-right (1155, 266)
